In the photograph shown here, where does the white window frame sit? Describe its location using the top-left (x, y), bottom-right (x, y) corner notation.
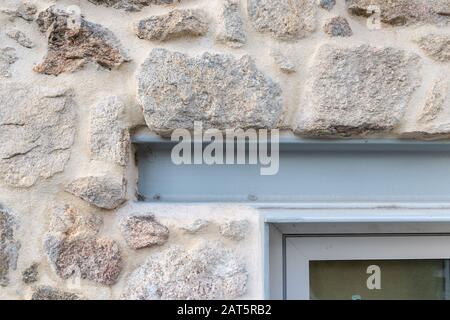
top-left (264, 210), bottom-right (450, 300)
top-left (285, 234), bottom-right (450, 299)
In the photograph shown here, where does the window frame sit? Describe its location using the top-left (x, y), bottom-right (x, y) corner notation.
top-left (266, 218), bottom-right (450, 300)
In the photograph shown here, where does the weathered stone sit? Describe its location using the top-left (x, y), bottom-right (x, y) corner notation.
top-left (0, 2), bottom-right (37, 21)
top-left (412, 77), bottom-right (450, 139)
top-left (0, 47), bottom-right (18, 78)
top-left (88, 0), bottom-right (182, 11)
top-left (346, 0), bottom-right (450, 26)
top-left (87, 0), bottom-right (124, 7)
top-left (48, 238), bottom-right (122, 285)
top-left (6, 29), bottom-right (34, 48)
top-left (34, 6), bottom-right (130, 75)
top-left (295, 45), bottom-right (420, 137)
top-left (135, 9), bottom-right (208, 42)
top-left (247, 0), bottom-right (316, 40)
top-left (121, 243), bottom-right (247, 300)
top-left (216, 0), bottom-right (246, 48)
top-left (0, 83), bottom-right (76, 187)
top-left (180, 219), bottom-right (210, 234)
top-left (46, 205), bottom-right (103, 239)
top-left (416, 34), bottom-right (450, 62)
top-left (22, 263), bottom-right (39, 284)
top-left (270, 49), bottom-right (296, 73)
top-left (44, 205), bottom-right (122, 286)
top-left (0, 206), bottom-right (19, 287)
top-left (318, 0), bottom-right (335, 10)
top-left (119, 213), bottom-right (169, 249)
top-left (419, 79), bottom-right (449, 124)
top-left (219, 219), bottom-right (249, 241)
top-left (66, 176), bottom-right (127, 210)
top-left (138, 48), bottom-right (283, 135)
top-left (405, 126), bottom-right (450, 140)
top-left (323, 16), bottom-right (353, 37)
top-left (399, 130), bottom-right (450, 140)
top-left (90, 97), bottom-right (129, 166)
top-left (31, 286), bottom-right (83, 300)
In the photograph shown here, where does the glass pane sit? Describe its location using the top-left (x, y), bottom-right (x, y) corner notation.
top-left (309, 260), bottom-right (450, 300)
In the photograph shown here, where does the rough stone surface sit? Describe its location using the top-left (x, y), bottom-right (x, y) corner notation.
top-left (22, 263), bottom-right (39, 284)
top-left (34, 6), bottom-right (130, 75)
top-left (88, 0), bottom-right (182, 11)
top-left (296, 45), bottom-right (420, 137)
top-left (6, 29), bottom-right (34, 48)
top-left (0, 2), bottom-right (37, 21)
top-left (119, 214), bottom-right (169, 249)
top-left (318, 0), bottom-right (335, 10)
top-left (0, 47), bottom-right (18, 78)
top-left (323, 16), bottom-right (353, 37)
top-left (0, 207), bottom-right (20, 287)
top-left (247, 0), bottom-right (316, 40)
top-left (44, 205), bottom-right (122, 286)
top-left (412, 78), bottom-right (450, 139)
top-left (138, 48), bottom-right (283, 135)
top-left (47, 238), bottom-right (122, 285)
top-left (90, 96), bottom-right (129, 166)
top-left (31, 286), bottom-right (83, 300)
top-left (419, 79), bottom-right (449, 124)
top-left (66, 176), bottom-right (127, 210)
top-left (270, 49), bottom-right (296, 73)
top-left (407, 126), bottom-right (450, 140)
top-left (121, 243), bottom-right (247, 300)
top-left (216, 0), bottom-right (246, 48)
top-left (220, 220), bottom-right (249, 241)
top-left (180, 219), bottom-right (210, 234)
top-left (135, 9), bottom-right (208, 42)
top-left (416, 34), bottom-right (450, 62)
top-left (0, 83), bottom-right (76, 187)
top-left (346, 0), bottom-right (450, 26)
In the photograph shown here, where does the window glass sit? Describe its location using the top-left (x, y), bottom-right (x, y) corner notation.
top-left (309, 260), bottom-right (449, 300)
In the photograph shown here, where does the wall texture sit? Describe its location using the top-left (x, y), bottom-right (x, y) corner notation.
top-left (0, 0), bottom-right (449, 300)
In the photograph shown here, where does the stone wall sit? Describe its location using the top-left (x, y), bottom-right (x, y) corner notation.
top-left (0, 0), bottom-right (449, 299)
